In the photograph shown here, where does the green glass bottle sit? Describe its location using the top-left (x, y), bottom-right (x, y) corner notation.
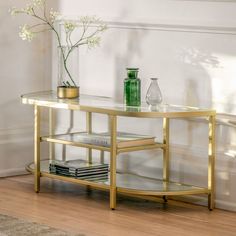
top-left (124, 68), bottom-right (141, 106)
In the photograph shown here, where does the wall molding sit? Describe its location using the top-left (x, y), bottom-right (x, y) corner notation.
top-left (0, 124), bottom-right (49, 177)
top-left (177, 0), bottom-right (236, 2)
top-left (58, 17), bottom-right (236, 35)
top-left (0, 168), bottom-right (28, 178)
top-left (106, 21), bottom-right (236, 35)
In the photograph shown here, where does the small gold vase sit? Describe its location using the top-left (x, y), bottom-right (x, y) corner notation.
top-left (57, 86), bottom-right (80, 99)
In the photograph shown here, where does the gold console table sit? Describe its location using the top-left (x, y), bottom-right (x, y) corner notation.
top-left (21, 91), bottom-right (216, 210)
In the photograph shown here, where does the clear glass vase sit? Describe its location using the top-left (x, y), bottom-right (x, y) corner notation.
top-left (57, 46), bottom-right (79, 98)
top-left (146, 78), bottom-right (162, 109)
top-left (58, 46), bottom-right (79, 88)
top-left (124, 68), bottom-right (141, 106)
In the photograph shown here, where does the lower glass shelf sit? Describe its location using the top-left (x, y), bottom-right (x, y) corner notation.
top-left (26, 160), bottom-right (209, 196)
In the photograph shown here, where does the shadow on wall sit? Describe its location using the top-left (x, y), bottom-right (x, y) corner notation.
top-left (103, 9), bottom-right (149, 102)
top-left (179, 48), bottom-right (220, 68)
top-left (114, 27), bottom-right (147, 103)
top-left (179, 48), bottom-right (218, 153)
top-left (176, 48), bottom-right (236, 207)
top-left (176, 47), bottom-right (220, 180)
top-left (178, 47), bottom-right (221, 108)
top-left (101, 8), bottom-right (150, 171)
top-left (96, 8), bottom-right (148, 168)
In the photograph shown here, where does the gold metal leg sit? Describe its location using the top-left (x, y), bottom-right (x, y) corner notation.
top-left (49, 108), bottom-right (55, 161)
top-left (163, 195), bottom-right (168, 203)
top-left (163, 118), bottom-right (170, 202)
top-left (109, 115), bottom-right (117, 210)
top-left (86, 112), bottom-right (92, 163)
top-left (62, 110), bottom-right (75, 161)
top-left (208, 115), bottom-right (216, 210)
top-left (163, 118), bottom-right (170, 182)
top-left (34, 105), bottom-right (41, 193)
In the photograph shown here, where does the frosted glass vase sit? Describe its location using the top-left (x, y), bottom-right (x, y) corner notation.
top-left (146, 78), bottom-right (162, 109)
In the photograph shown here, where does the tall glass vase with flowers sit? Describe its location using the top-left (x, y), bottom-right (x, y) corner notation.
top-left (10, 0), bottom-right (107, 98)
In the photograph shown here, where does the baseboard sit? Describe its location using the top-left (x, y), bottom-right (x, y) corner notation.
top-left (216, 199), bottom-right (236, 212)
top-left (171, 195), bottom-right (236, 212)
top-left (0, 168), bottom-right (29, 178)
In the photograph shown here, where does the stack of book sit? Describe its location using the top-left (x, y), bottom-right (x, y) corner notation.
top-left (49, 159), bottom-right (109, 181)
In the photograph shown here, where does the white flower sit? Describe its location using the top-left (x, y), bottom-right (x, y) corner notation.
top-left (9, 5), bottom-right (36, 16)
top-left (98, 23), bottom-right (107, 32)
top-left (33, 0), bottom-right (45, 7)
top-left (9, 7), bottom-right (18, 16)
top-left (64, 21), bottom-right (77, 32)
top-left (79, 15), bottom-right (107, 32)
top-left (22, 4), bottom-right (34, 15)
top-left (49, 9), bottom-right (60, 22)
top-left (80, 15), bottom-right (98, 25)
top-left (19, 25), bottom-right (35, 42)
top-left (87, 36), bottom-right (101, 49)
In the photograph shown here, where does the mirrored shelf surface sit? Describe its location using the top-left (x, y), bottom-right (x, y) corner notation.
top-left (27, 160), bottom-right (209, 196)
top-left (21, 91), bottom-right (215, 118)
top-left (41, 132), bottom-right (164, 153)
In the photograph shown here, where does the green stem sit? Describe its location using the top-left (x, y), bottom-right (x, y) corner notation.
top-left (74, 28), bottom-right (101, 48)
top-left (69, 31), bottom-right (73, 46)
top-left (29, 23), bottom-right (47, 29)
top-left (66, 81), bottom-right (71, 87)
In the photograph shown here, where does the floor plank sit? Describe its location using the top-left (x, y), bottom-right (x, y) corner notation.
top-left (0, 175), bottom-right (235, 236)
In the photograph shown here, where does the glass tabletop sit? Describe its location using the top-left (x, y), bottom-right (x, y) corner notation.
top-left (21, 91), bottom-right (215, 118)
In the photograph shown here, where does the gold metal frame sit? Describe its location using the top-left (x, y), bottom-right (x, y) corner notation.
top-left (86, 112), bottom-right (92, 163)
top-left (49, 108), bottom-right (55, 161)
top-left (23, 92), bottom-right (216, 210)
top-left (109, 115), bottom-right (117, 209)
top-left (34, 105), bottom-right (40, 193)
top-left (163, 118), bottom-right (170, 182)
top-left (21, 91), bottom-right (215, 118)
top-left (208, 115), bottom-right (216, 210)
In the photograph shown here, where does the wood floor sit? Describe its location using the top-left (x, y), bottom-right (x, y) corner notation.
top-left (0, 175), bottom-right (235, 236)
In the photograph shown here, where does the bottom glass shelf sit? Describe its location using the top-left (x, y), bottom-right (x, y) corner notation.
top-left (26, 160), bottom-right (209, 196)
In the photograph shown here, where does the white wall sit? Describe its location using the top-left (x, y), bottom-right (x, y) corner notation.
top-left (2, 0), bottom-right (236, 211)
top-left (0, 0), bottom-right (57, 176)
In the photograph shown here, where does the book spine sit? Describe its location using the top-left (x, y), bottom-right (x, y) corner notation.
top-left (83, 137), bottom-right (110, 146)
